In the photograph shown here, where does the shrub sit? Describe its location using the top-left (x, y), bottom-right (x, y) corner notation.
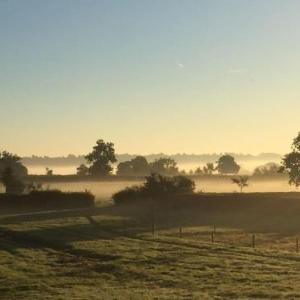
top-left (144, 174), bottom-right (195, 196)
top-left (113, 173), bottom-right (195, 205)
top-left (113, 186), bottom-right (144, 205)
top-left (25, 182), bottom-right (44, 193)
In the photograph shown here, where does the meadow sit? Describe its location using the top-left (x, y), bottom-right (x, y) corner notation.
top-left (1, 168), bottom-right (299, 299)
top-left (1, 209), bottom-right (300, 299)
top-left (1, 192), bottom-right (300, 299)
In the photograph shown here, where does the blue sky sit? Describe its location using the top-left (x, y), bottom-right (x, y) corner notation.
top-left (1, 0), bottom-right (300, 155)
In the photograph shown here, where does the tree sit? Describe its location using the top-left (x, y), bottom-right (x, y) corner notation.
top-left (130, 156), bottom-right (150, 176)
top-left (149, 158), bottom-right (179, 176)
top-left (113, 173), bottom-right (196, 205)
top-left (116, 161), bottom-right (133, 176)
top-left (253, 162), bottom-right (280, 176)
top-left (76, 164), bottom-right (89, 176)
top-left (85, 139), bottom-right (117, 176)
top-left (0, 151), bottom-right (27, 178)
top-left (116, 156), bottom-right (150, 176)
top-left (45, 167), bottom-right (53, 176)
top-left (203, 163), bottom-right (215, 175)
top-left (231, 176), bottom-right (249, 192)
top-left (280, 132), bottom-right (300, 187)
top-left (1, 167), bottom-right (25, 194)
top-left (216, 155), bottom-right (240, 174)
top-left (144, 173), bottom-right (195, 196)
top-left (0, 151), bottom-right (27, 194)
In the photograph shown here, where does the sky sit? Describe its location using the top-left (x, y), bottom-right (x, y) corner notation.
top-left (1, 0), bottom-right (300, 156)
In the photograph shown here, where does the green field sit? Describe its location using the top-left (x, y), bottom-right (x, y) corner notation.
top-left (1, 204), bottom-right (300, 300)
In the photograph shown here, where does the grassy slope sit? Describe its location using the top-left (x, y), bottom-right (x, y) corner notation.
top-left (1, 215), bottom-right (300, 299)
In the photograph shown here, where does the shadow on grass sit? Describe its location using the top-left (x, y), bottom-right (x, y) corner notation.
top-left (2, 192), bottom-right (300, 256)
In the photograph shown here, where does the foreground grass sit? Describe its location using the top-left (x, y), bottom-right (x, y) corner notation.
top-left (1, 216), bottom-right (300, 299)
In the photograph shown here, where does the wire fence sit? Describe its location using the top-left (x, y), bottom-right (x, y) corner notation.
top-left (145, 222), bottom-right (300, 253)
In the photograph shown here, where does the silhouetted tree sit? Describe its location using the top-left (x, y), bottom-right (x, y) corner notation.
top-left (1, 167), bottom-right (25, 194)
top-left (116, 156), bottom-right (150, 176)
top-left (216, 155), bottom-right (240, 174)
top-left (130, 156), bottom-right (150, 176)
top-left (253, 162), bottom-right (280, 176)
top-left (203, 163), bottom-right (215, 175)
top-left (76, 164), bottom-right (89, 176)
top-left (116, 161), bottom-right (133, 176)
top-left (85, 139), bottom-right (117, 176)
top-left (45, 167), bottom-right (53, 176)
top-left (149, 158), bottom-right (179, 176)
top-left (113, 173), bottom-right (195, 205)
top-left (144, 173), bottom-right (195, 196)
top-left (231, 176), bottom-right (249, 192)
top-left (280, 132), bottom-right (300, 187)
top-left (0, 151), bottom-right (27, 178)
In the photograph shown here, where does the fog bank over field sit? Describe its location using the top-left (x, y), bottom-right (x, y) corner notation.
top-left (0, 178), bottom-right (290, 205)
top-left (50, 178), bottom-right (294, 202)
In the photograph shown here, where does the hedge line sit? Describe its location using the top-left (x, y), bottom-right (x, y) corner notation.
top-left (0, 190), bottom-right (95, 214)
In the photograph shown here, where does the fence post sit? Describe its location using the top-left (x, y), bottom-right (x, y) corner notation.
top-left (211, 231), bottom-right (214, 243)
top-left (252, 234), bottom-right (255, 248)
top-left (213, 224), bottom-right (216, 233)
top-left (296, 238), bottom-right (299, 253)
top-left (151, 203), bottom-right (155, 235)
top-left (151, 220), bottom-right (155, 235)
top-left (179, 227), bottom-right (182, 238)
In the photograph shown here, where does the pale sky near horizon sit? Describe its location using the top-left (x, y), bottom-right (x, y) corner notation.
top-left (1, 0), bottom-right (300, 156)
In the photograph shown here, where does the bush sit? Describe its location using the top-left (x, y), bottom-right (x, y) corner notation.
top-left (144, 174), bottom-right (195, 196)
top-left (113, 173), bottom-right (195, 205)
top-left (113, 186), bottom-right (144, 205)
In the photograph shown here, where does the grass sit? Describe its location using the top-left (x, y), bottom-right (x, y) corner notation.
top-left (1, 212), bottom-right (300, 299)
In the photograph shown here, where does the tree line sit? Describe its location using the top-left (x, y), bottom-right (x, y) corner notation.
top-left (76, 139), bottom-right (241, 177)
top-left (1, 132), bottom-right (300, 195)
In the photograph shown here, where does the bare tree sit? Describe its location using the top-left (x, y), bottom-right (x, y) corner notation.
top-left (231, 176), bottom-right (249, 192)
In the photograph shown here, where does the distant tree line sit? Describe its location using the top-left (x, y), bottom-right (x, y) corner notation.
top-left (75, 140), bottom-right (243, 177)
top-left (3, 131), bottom-right (299, 197)
top-left (21, 152), bottom-right (282, 166)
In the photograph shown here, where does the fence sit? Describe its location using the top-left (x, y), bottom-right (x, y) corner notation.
top-left (146, 221), bottom-right (300, 253)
